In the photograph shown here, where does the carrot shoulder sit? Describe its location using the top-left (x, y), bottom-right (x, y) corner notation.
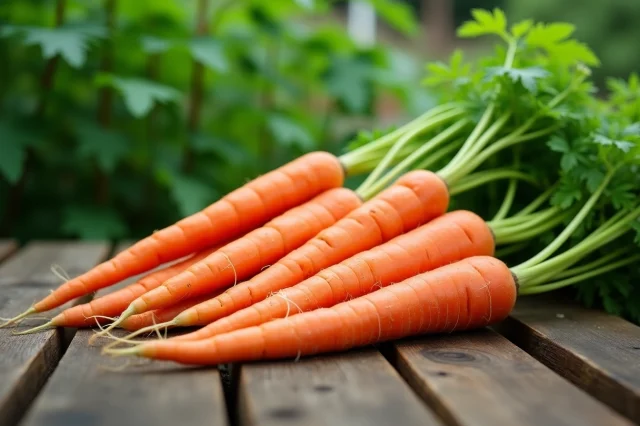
top-left (174, 209), bottom-right (494, 341)
top-left (173, 170), bottom-right (450, 329)
top-left (113, 256), bottom-right (516, 365)
top-left (26, 152), bottom-right (344, 314)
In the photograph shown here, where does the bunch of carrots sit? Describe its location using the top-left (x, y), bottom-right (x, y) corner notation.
top-left (2, 10), bottom-right (639, 366)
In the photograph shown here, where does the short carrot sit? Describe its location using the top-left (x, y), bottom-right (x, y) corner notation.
top-left (167, 209), bottom-right (494, 341)
top-left (105, 256), bottom-right (517, 365)
top-left (116, 170), bottom-right (449, 335)
top-left (1, 152), bottom-right (345, 326)
top-left (94, 187), bottom-right (363, 334)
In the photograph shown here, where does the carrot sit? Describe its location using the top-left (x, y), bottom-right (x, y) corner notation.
top-left (94, 187), bottom-right (363, 334)
top-left (105, 256), bottom-right (517, 365)
top-left (114, 170), bottom-right (449, 336)
top-left (119, 292), bottom-right (223, 332)
top-left (1, 152), bottom-right (345, 326)
top-left (168, 209), bottom-right (494, 341)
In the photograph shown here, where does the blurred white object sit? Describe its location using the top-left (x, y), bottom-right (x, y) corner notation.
top-left (348, 1), bottom-right (376, 47)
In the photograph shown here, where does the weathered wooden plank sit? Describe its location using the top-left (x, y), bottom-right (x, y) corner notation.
top-left (238, 349), bottom-right (441, 426)
top-left (496, 297), bottom-right (640, 424)
top-left (0, 240), bottom-right (17, 263)
top-left (390, 329), bottom-right (632, 426)
top-left (21, 243), bottom-right (229, 426)
top-left (0, 242), bottom-right (110, 426)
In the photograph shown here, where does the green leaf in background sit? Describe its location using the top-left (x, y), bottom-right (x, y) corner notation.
top-left (141, 35), bottom-right (172, 54)
top-left (95, 74), bottom-right (182, 117)
top-left (457, 8), bottom-right (508, 39)
top-left (75, 122), bottom-right (130, 172)
top-left (325, 56), bottom-right (372, 113)
top-left (1, 25), bottom-right (104, 67)
top-left (170, 174), bottom-right (218, 217)
top-left (188, 37), bottom-right (228, 73)
top-left (62, 206), bottom-right (128, 240)
top-left (267, 114), bottom-right (314, 150)
top-left (0, 120), bottom-right (38, 183)
top-left (368, 0), bottom-right (418, 36)
top-left (191, 133), bottom-right (248, 164)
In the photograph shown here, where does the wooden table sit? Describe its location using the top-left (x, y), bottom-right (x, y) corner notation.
top-left (1, 240), bottom-right (639, 426)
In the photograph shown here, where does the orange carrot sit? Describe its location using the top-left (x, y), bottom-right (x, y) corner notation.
top-left (118, 170), bottom-right (449, 332)
top-left (42, 246), bottom-right (224, 330)
top-left (98, 187), bottom-right (363, 332)
top-left (106, 256), bottom-right (516, 365)
top-left (119, 292), bottom-right (223, 331)
top-left (172, 209), bottom-right (493, 341)
top-left (3, 152), bottom-right (344, 324)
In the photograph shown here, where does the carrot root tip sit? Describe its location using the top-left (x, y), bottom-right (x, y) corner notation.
top-left (11, 320), bottom-right (55, 335)
top-left (0, 307), bottom-right (37, 329)
top-left (102, 344), bottom-right (144, 358)
top-left (89, 306), bottom-right (137, 344)
top-left (102, 320), bottom-right (174, 351)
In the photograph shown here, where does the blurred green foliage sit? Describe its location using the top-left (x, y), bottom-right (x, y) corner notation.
top-left (506, 0), bottom-right (640, 86)
top-left (0, 0), bottom-right (429, 242)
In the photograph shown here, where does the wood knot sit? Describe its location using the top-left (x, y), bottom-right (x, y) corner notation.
top-left (420, 348), bottom-right (490, 365)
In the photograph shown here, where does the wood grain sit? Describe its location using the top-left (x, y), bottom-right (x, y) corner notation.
top-left (496, 297), bottom-right (640, 423)
top-left (0, 240), bottom-right (17, 263)
top-left (390, 329), bottom-right (632, 426)
top-left (21, 243), bottom-right (229, 426)
top-left (238, 348), bottom-right (441, 426)
top-left (0, 242), bottom-right (110, 426)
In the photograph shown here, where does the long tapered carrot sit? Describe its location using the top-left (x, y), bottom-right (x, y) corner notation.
top-left (112, 170), bottom-right (449, 333)
top-left (93, 187), bottom-right (363, 334)
top-left (164, 209), bottom-right (493, 342)
top-left (1, 152), bottom-right (345, 326)
top-left (105, 256), bottom-right (516, 365)
top-left (37, 246), bottom-right (224, 331)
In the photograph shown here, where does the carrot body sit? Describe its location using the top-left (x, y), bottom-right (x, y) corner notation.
top-left (131, 256), bottom-right (517, 365)
top-left (33, 152), bottom-right (345, 313)
top-left (174, 170), bottom-right (449, 330)
top-left (124, 187), bottom-right (362, 316)
top-left (174, 209), bottom-right (493, 341)
top-left (49, 246), bottom-right (223, 328)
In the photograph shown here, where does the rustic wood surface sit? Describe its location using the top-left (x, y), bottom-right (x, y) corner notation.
top-left (497, 297), bottom-right (640, 424)
top-left (1, 242), bottom-right (640, 426)
top-left (0, 242), bottom-right (109, 426)
top-left (21, 243), bottom-right (229, 426)
top-left (238, 348), bottom-right (441, 426)
top-left (390, 329), bottom-right (631, 426)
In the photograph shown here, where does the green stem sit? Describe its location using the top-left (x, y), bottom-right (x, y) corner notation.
top-left (412, 139), bottom-right (463, 171)
top-left (339, 102), bottom-right (464, 170)
top-left (358, 108), bottom-right (464, 193)
top-left (512, 170), bottom-right (616, 272)
top-left (554, 246), bottom-right (633, 280)
top-left (448, 169), bottom-right (536, 197)
top-left (493, 179), bottom-right (518, 221)
top-left (519, 254), bottom-right (640, 295)
top-left (443, 103), bottom-right (496, 172)
top-left (356, 119), bottom-right (469, 200)
top-left (492, 209), bottom-right (570, 245)
top-left (495, 242), bottom-right (529, 258)
top-left (489, 207), bottom-right (562, 234)
top-left (517, 206), bottom-right (640, 285)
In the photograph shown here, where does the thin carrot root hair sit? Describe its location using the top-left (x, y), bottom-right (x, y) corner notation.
top-left (271, 290), bottom-right (303, 319)
top-left (103, 318), bottom-right (173, 351)
top-left (0, 307), bottom-right (37, 329)
top-left (92, 319), bottom-right (148, 348)
top-left (220, 252), bottom-right (238, 286)
top-left (88, 305), bottom-right (137, 344)
top-left (50, 263), bottom-right (71, 282)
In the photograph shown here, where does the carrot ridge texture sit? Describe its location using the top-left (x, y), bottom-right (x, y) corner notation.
top-left (33, 152), bottom-right (345, 313)
top-left (130, 256), bottom-right (516, 365)
top-left (125, 187), bottom-right (363, 316)
top-left (172, 170), bottom-right (450, 329)
top-left (175, 209), bottom-right (493, 341)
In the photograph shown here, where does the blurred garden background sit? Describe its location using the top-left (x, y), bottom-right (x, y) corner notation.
top-left (1, 0), bottom-right (639, 242)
